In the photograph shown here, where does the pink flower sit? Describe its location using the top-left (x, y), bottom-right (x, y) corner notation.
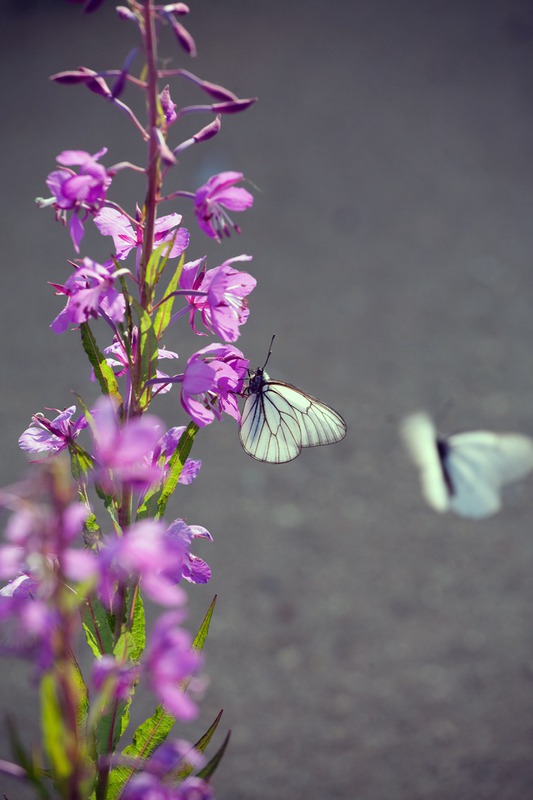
top-left (180, 254), bottom-right (256, 342)
top-left (97, 329), bottom-right (179, 396)
top-left (41, 148), bottom-right (113, 252)
top-left (91, 398), bottom-right (164, 491)
top-left (97, 520), bottom-right (187, 608)
top-left (94, 207), bottom-right (189, 261)
top-left (159, 85), bottom-right (177, 126)
top-left (155, 426), bottom-right (202, 485)
top-left (194, 171), bottom-right (254, 241)
top-left (145, 611), bottom-right (202, 720)
top-left (18, 406), bottom-right (87, 456)
top-left (50, 258), bottom-right (127, 333)
top-left (165, 519), bottom-right (212, 585)
top-left (180, 343), bottom-right (248, 426)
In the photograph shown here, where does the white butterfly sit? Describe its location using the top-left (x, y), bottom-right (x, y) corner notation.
top-left (400, 411), bottom-right (533, 518)
top-left (239, 346), bottom-right (347, 463)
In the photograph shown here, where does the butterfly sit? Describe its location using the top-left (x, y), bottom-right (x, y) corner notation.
top-left (239, 340), bottom-right (347, 463)
top-left (400, 411), bottom-right (533, 518)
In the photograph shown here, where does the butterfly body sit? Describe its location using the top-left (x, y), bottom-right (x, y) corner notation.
top-left (240, 367), bottom-right (347, 463)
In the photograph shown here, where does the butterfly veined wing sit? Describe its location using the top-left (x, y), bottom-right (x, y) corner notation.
top-left (239, 370), bottom-right (347, 463)
top-left (401, 411), bottom-right (533, 518)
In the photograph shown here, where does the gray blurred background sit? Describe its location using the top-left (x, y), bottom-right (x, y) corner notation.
top-left (2, 1), bottom-right (533, 798)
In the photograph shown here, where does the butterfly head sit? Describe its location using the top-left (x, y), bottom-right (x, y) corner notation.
top-left (244, 367), bottom-right (269, 396)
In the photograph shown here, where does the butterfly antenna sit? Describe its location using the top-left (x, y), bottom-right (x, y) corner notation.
top-left (261, 334), bottom-right (275, 370)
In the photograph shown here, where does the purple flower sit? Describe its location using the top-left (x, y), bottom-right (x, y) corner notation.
top-left (98, 520), bottom-right (188, 608)
top-left (41, 148), bottom-right (113, 252)
top-left (91, 398), bottom-right (165, 491)
top-left (50, 258), bottom-right (127, 333)
top-left (158, 5), bottom-right (196, 57)
top-left (159, 85), bottom-right (177, 126)
top-left (94, 207), bottom-right (189, 262)
top-left (0, 590), bottom-right (57, 671)
top-left (180, 254), bottom-right (255, 342)
top-left (0, 573), bottom-right (38, 599)
top-left (97, 329), bottom-right (179, 397)
top-left (122, 773), bottom-right (213, 800)
top-left (92, 655), bottom-right (140, 702)
top-left (0, 500), bottom-right (94, 586)
top-left (181, 343), bottom-right (248, 426)
top-left (165, 519), bottom-right (212, 585)
top-left (194, 171), bottom-right (254, 241)
top-left (147, 740), bottom-right (205, 777)
top-left (18, 406), bottom-right (87, 456)
top-left (97, 517), bottom-right (210, 610)
top-left (145, 611), bottom-right (203, 720)
top-left (155, 426), bottom-right (202, 485)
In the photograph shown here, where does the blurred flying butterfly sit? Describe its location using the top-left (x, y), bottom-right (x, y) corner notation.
top-left (239, 337), bottom-right (347, 463)
top-left (400, 411), bottom-right (533, 518)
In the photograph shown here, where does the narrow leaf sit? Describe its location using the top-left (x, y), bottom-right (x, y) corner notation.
top-left (154, 252), bottom-right (185, 338)
top-left (145, 236), bottom-right (176, 290)
top-left (81, 595), bottom-right (114, 658)
top-left (130, 299), bottom-right (158, 411)
top-left (193, 595), bottom-right (217, 652)
top-left (107, 705), bottom-right (176, 800)
top-left (196, 730), bottom-right (231, 781)
top-left (69, 652), bottom-right (90, 742)
top-left (40, 674), bottom-right (70, 780)
top-left (171, 710), bottom-right (224, 782)
top-left (123, 591), bottom-right (146, 663)
top-left (156, 422), bottom-right (198, 518)
top-left (68, 444), bottom-right (94, 482)
top-left (80, 322), bottom-right (122, 403)
top-left (95, 697), bottom-right (132, 757)
top-left (194, 709), bottom-right (223, 754)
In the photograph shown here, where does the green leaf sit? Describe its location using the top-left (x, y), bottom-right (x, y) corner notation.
top-left (69, 443), bottom-right (94, 482)
top-left (130, 299), bottom-right (158, 411)
top-left (95, 697), bottom-right (132, 758)
top-left (106, 598), bottom-right (216, 796)
top-left (70, 653), bottom-right (90, 741)
top-left (40, 674), bottom-right (70, 780)
top-left (196, 730), bottom-right (231, 781)
top-left (155, 422), bottom-right (199, 519)
top-left (193, 595), bottom-right (217, 652)
top-left (145, 236), bottom-right (176, 290)
top-left (81, 595), bottom-right (114, 658)
top-left (123, 590), bottom-right (146, 663)
top-left (107, 705), bottom-right (176, 800)
top-left (80, 322), bottom-right (122, 403)
top-left (153, 252), bottom-right (185, 339)
top-left (170, 710), bottom-right (224, 783)
top-left (194, 709), bottom-right (223, 754)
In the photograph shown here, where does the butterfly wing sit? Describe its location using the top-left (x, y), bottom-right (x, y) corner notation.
top-left (446, 431), bottom-right (533, 518)
top-left (400, 412), bottom-right (449, 512)
top-left (239, 379), bottom-right (347, 463)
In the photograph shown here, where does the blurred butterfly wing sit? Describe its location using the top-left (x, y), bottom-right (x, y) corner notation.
top-left (446, 432), bottom-right (533, 518)
top-left (239, 380), bottom-right (347, 464)
top-left (450, 432), bottom-right (533, 484)
top-left (400, 412), bottom-right (449, 512)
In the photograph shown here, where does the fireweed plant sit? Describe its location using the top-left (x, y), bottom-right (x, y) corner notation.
top-left (0, 1), bottom-right (261, 798)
